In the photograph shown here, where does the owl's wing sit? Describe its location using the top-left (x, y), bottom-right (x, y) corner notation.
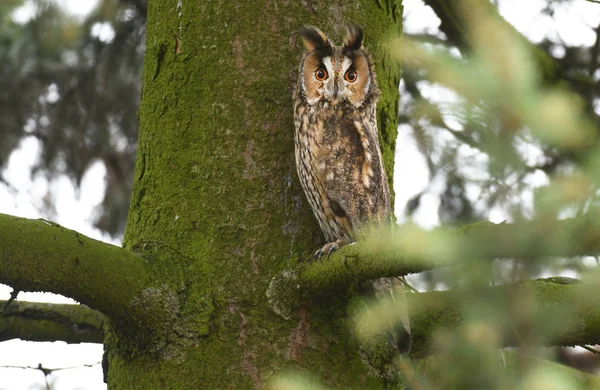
top-left (353, 113), bottom-right (391, 219)
top-left (320, 113), bottom-right (391, 237)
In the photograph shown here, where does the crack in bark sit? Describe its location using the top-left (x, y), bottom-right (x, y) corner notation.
top-left (289, 304), bottom-right (310, 362)
top-left (231, 304), bottom-right (261, 389)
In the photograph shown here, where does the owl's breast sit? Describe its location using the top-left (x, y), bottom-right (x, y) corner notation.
top-left (317, 111), bottom-right (364, 170)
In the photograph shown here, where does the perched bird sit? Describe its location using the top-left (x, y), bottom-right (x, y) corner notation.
top-left (293, 24), bottom-right (411, 353)
top-left (293, 24), bottom-right (390, 256)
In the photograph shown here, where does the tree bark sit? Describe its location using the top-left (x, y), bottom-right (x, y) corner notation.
top-left (107, 1), bottom-right (404, 388)
top-left (1, 301), bottom-right (104, 343)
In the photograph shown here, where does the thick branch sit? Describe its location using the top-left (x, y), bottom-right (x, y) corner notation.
top-left (0, 214), bottom-right (150, 321)
top-left (268, 216), bottom-right (600, 317)
top-left (409, 278), bottom-right (600, 358)
top-left (1, 300), bottom-right (104, 343)
top-left (413, 349), bottom-right (600, 389)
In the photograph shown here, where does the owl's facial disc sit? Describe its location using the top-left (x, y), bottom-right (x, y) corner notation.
top-left (300, 35), bottom-right (372, 107)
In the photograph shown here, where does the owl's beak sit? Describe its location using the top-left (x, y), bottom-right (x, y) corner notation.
top-left (332, 83), bottom-right (340, 100)
top-left (325, 79), bottom-right (343, 105)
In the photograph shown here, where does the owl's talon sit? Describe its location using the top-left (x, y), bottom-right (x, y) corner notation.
top-left (311, 241), bottom-right (340, 260)
top-left (311, 249), bottom-right (323, 260)
top-left (325, 244), bottom-right (338, 259)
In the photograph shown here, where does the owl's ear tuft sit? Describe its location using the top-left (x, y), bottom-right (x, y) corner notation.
top-left (343, 24), bottom-right (364, 51)
top-left (299, 26), bottom-right (331, 52)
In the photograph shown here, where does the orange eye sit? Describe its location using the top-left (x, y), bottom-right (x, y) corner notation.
top-left (345, 70), bottom-right (357, 82)
top-left (315, 69), bottom-right (328, 81)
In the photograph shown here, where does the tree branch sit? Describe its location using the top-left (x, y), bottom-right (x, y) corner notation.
top-left (1, 300), bottom-right (104, 343)
top-left (0, 214), bottom-right (150, 322)
top-left (420, 0), bottom-right (576, 89)
top-left (268, 216), bottom-right (600, 317)
top-left (580, 345), bottom-right (600, 355)
top-left (3, 288), bottom-right (20, 310)
top-left (409, 278), bottom-right (600, 358)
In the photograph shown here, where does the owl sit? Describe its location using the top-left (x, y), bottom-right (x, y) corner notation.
top-left (293, 24), bottom-right (390, 256)
top-left (293, 24), bottom-right (411, 354)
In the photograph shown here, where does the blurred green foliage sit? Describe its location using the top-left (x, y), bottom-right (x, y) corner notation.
top-left (401, 2), bottom-right (600, 387)
top-left (401, 0), bottom-right (600, 229)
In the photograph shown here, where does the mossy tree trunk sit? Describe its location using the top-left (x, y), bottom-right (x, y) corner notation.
top-left (108, 1), bottom-right (403, 388)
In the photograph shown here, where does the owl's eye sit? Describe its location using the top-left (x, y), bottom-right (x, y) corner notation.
top-left (345, 70), bottom-right (357, 83)
top-left (315, 69), bottom-right (328, 81)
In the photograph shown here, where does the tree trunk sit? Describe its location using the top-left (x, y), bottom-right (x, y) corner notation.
top-left (107, 1), bottom-right (403, 388)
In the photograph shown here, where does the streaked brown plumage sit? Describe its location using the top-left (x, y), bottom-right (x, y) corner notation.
top-left (293, 25), bottom-right (411, 353)
top-left (293, 24), bottom-right (390, 256)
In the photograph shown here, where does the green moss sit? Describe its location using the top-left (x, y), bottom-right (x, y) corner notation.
top-left (0, 215), bottom-right (150, 322)
top-left (0, 301), bottom-right (104, 343)
top-left (111, 1), bottom-right (405, 388)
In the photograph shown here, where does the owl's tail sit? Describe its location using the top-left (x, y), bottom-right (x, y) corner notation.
top-left (364, 277), bottom-right (412, 354)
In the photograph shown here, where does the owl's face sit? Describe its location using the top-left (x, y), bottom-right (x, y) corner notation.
top-left (297, 25), bottom-right (376, 108)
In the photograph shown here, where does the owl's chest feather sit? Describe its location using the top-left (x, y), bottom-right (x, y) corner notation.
top-left (297, 106), bottom-right (361, 160)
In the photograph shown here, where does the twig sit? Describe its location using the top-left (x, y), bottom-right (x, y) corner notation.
top-left (2, 289), bottom-right (20, 311)
top-left (580, 345), bottom-right (600, 355)
top-left (399, 276), bottom-right (420, 293)
top-left (0, 361), bottom-right (101, 373)
top-left (1, 362), bottom-right (100, 390)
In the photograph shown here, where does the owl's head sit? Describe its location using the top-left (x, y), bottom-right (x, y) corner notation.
top-left (297, 24), bottom-right (378, 108)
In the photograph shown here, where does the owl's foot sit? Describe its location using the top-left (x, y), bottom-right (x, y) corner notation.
top-left (313, 238), bottom-right (348, 259)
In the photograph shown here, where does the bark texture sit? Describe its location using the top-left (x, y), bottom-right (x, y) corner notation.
top-left (1, 301), bottom-right (104, 344)
top-left (108, 1), bottom-right (404, 388)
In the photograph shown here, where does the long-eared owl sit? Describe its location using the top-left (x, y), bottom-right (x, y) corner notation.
top-left (293, 24), bottom-right (390, 256)
top-left (293, 25), bottom-right (411, 354)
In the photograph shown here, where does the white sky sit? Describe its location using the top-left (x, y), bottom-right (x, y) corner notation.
top-left (1, 0), bottom-right (599, 388)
